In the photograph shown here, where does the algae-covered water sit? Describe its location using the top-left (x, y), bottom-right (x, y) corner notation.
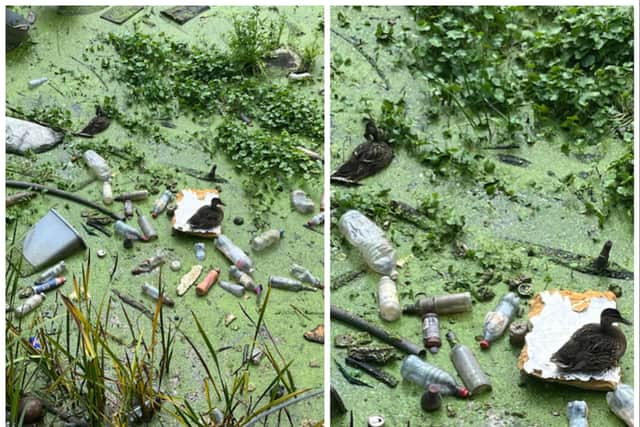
top-left (330, 6), bottom-right (634, 426)
top-left (6, 6), bottom-right (323, 425)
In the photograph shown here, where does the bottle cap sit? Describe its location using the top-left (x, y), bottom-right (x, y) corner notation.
top-left (480, 339), bottom-right (490, 350)
top-left (457, 387), bottom-right (470, 398)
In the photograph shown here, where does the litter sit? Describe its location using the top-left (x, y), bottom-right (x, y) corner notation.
top-left (6, 117), bottom-right (63, 155)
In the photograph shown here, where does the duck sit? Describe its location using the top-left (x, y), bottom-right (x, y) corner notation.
top-left (75, 105), bottom-right (111, 137)
top-left (331, 119), bottom-right (394, 184)
top-left (187, 198), bottom-right (225, 230)
top-left (551, 308), bottom-right (631, 372)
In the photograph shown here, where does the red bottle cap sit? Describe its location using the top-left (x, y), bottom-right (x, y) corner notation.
top-left (457, 387), bottom-right (470, 398)
top-left (480, 339), bottom-right (490, 350)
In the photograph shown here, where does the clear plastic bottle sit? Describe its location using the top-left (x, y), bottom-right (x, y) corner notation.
top-left (250, 229), bottom-right (284, 251)
top-left (151, 190), bottom-right (172, 218)
top-left (306, 212), bottom-right (324, 227)
top-left (606, 384), bottom-right (633, 427)
top-left (338, 210), bottom-right (397, 278)
top-left (114, 220), bottom-right (146, 241)
top-left (35, 261), bottom-right (66, 284)
top-left (215, 235), bottom-right (254, 274)
top-left (218, 280), bottom-right (245, 297)
top-left (378, 276), bottom-right (401, 321)
top-left (194, 242), bottom-right (206, 261)
top-left (229, 265), bottom-right (260, 294)
top-left (567, 401), bottom-right (589, 427)
top-left (83, 150), bottom-right (111, 181)
top-left (124, 200), bottom-right (134, 218)
top-left (446, 331), bottom-right (491, 395)
top-left (141, 283), bottom-right (175, 307)
top-left (480, 292), bottom-right (520, 350)
top-left (102, 180), bottom-right (114, 205)
top-left (28, 77), bottom-right (48, 89)
top-left (291, 264), bottom-right (321, 287)
top-left (136, 209), bottom-right (158, 241)
top-left (400, 355), bottom-right (469, 398)
top-left (291, 190), bottom-right (315, 213)
top-left (422, 313), bottom-right (441, 353)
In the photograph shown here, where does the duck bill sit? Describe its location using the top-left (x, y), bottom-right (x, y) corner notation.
top-left (618, 316), bottom-right (632, 325)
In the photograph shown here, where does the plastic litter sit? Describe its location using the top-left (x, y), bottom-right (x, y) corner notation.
top-left (338, 210), bottom-right (397, 278)
top-left (291, 189), bottom-right (315, 213)
top-left (83, 150), bottom-right (111, 181)
top-left (606, 383), bottom-right (633, 427)
top-left (215, 235), bottom-right (254, 274)
top-left (250, 229), bottom-right (284, 251)
top-left (401, 355), bottom-right (469, 398)
top-left (378, 276), bottom-right (401, 321)
top-left (480, 292), bottom-right (520, 349)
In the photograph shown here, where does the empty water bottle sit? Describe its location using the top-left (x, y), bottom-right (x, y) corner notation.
top-left (606, 384), bottom-right (633, 427)
top-left (215, 235), bottom-right (254, 274)
top-left (306, 212), bottom-right (325, 227)
top-left (291, 190), bottom-right (315, 213)
top-left (35, 261), bottom-right (66, 284)
top-left (567, 401), bottom-right (588, 427)
top-left (28, 77), bottom-right (48, 89)
top-left (114, 220), bottom-right (146, 241)
top-left (338, 210), bottom-right (397, 278)
top-left (446, 331), bottom-right (491, 395)
top-left (400, 355), bottom-right (469, 398)
top-left (403, 292), bottom-right (472, 316)
top-left (250, 229), bottom-right (284, 251)
top-left (141, 283), bottom-right (175, 307)
top-left (151, 190), bottom-right (172, 218)
top-left (229, 265), bottom-right (260, 294)
top-left (480, 292), bottom-right (520, 350)
top-left (422, 313), bottom-right (441, 353)
top-left (291, 263), bottom-right (321, 287)
top-left (219, 280), bottom-right (245, 297)
top-left (194, 242), bottom-right (206, 261)
top-left (378, 276), bottom-right (401, 321)
top-left (83, 150), bottom-right (111, 181)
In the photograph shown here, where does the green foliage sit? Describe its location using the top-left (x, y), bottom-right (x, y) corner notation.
top-left (228, 7), bottom-right (285, 75)
top-left (406, 6), bottom-right (633, 147)
top-left (375, 23), bottom-right (394, 44)
top-left (7, 103), bottom-right (73, 132)
top-left (603, 148), bottom-right (633, 215)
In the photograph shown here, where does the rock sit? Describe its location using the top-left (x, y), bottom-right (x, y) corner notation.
top-left (6, 117), bottom-right (64, 155)
top-left (18, 395), bottom-right (44, 424)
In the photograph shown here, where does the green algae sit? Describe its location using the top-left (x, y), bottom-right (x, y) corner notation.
top-left (330, 6), bottom-right (633, 426)
top-left (6, 6), bottom-right (323, 425)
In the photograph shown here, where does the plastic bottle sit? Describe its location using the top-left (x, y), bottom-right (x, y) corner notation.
top-left (114, 220), bottom-right (146, 241)
top-left (400, 355), bottom-right (469, 398)
top-left (102, 180), bottom-right (114, 205)
top-left (567, 401), bottom-right (589, 427)
top-left (338, 210), bottom-right (397, 278)
top-left (218, 280), bottom-right (245, 297)
top-left (15, 294), bottom-right (45, 318)
top-left (136, 209), bottom-right (158, 241)
top-left (291, 264), bottom-right (321, 287)
top-left (151, 190), bottom-right (172, 218)
top-left (291, 190), bottom-right (315, 213)
top-left (83, 150), bottom-right (111, 181)
top-left (115, 190), bottom-right (149, 202)
top-left (250, 229), bottom-right (284, 251)
top-left (446, 331), bottom-right (491, 395)
top-left (215, 235), bottom-right (254, 274)
top-left (229, 265), bottom-right (260, 294)
top-left (268, 276), bottom-right (315, 292)
top-left (403, 292), bottom-right (472, 316)
top-left (306, 212), bottom-right (324, 227)
top-left (35, 261), bottom-right (66, 284)
top-left (480, 292), bottom-right (520, 350)
top-left (124, 200), bottom-right (134, 218)
top-left (28, 77), bottom-right (48, 89)
top-left (378, 276), bottom-right (401, 321)
top-left (194, 243), bottom-right (206, 261)
top-left (606, 384), bottom-right (633, 427)
top-left (422, 313), bottom-right (441, 353)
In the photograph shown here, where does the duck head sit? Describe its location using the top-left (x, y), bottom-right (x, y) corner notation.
top-left (601, 308), bottom-right (631, 326)
top-left (211, 198), bottom-right (225, 208)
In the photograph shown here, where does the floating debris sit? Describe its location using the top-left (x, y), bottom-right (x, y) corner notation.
top-left (606, 384), bottom-right (633, 426)
top-left (401, 355), bottom-right (468, 397)
top-left (83, 150), bottom-right (111, 181)
top-left (169, 260), bottom-right (181, 272)
top-left (6, 191), bottom-right (36, 207)
top-left (291, 189), bottom-right (315, 213)
top-left (567, 401), bottom-right (588, 427)
top-left (367, 415), bottom-right (385, 427)
top-left (345, 356), bottom-right (398, 387)
top-left (194, 242), bottom-right (206, 261)
top-left (136, 209), bottom-right (158, 241)
top-left (480, 292), bottom-right (520, 350)
top-left (378, 276), bottom-right (401, 321)
top-left (224, 313), bottom-right (236, 327)
top-left (215, 235), bottom-right (254, 274)
top-left (421, 384), bottom-right (442, 412)
top-left (508, 320), bottom-right (529, 347)
top-left (306, 211), bottom-right (325, 228)
top-left (96, 249), bottom-right (106, 258)
top-left (218, 280), bottom-right (245, 297)
top-left (141, 283), bottom-right (175, 307)
top-left (291, 263), bottom-right (321, 288)
top-left (131, 255), bottom-right (165, 275)
top-left (250, 229), bottom-right (284, 251)
top-left (14, 294), bottom-right (45, 318)
top-left (151, 190), bottom-right (173, 218)
top-left (269, 276), bottom-right (315, 292)
top-left (115, 190), bottom-right (149, 202)
top-left (124, 199), bottom-right (134, 219)
top-left (114, 220), bottom-right (146, 241)
top-left (446, 331), bottom-right (492, 395)
top-left (196, 268), bottom-right (221, 296)
top-left (422, 313), bottom-right (441, 353)
top-left (230, 265), bottom-right (260, 294)
top-left (102, 181), bottom-right (114, 205)
top-left (288, 72), bottom-right (313, 81)
top-left (35, 261), bottom-right (66, 284)
top-left (304, 324), bottom-right (324, 344)
top-left (403, 292), bottom-right (472, 316)
top-left (28, 77), bottom-right (48, 89)
top-left (19, 276), bottom-right (66, 298)
top-left (497, 154), bottom-right (531, 167)
top-left (347, 345), bottom-right (397, 364)
top-left (176, 265), bottom-right (203, 296)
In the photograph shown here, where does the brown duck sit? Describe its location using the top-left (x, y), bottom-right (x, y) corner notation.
top-left (331, 119), bottom-right (394, 184)
top-left (551, 308), bottom-right (630, 372)
top-left (187, 198), bottom-right (225, 230)
top-left (75, 105), bottom-right (111, 137)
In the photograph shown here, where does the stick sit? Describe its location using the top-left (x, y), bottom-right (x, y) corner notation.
top-left (71, 56), bottom-right (109, 90)
top-left (331, 29), bottom-right (390, 90)
top-left (6, 180), bottom-right (124, 220)
top-left (331, 305), bottom-right (425, 356)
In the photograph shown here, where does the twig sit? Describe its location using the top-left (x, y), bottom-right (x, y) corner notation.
top-left (111, 289), bottom-right (153, 319)
top-left (71, 56), bottom-right (109, 90)
top-left (331, 29), bottom-right (390, 90)
top-left (290, 304), bottom-right (311, 321)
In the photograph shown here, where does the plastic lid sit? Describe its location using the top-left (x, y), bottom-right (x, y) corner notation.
top-left (480, 340), bottom-right (490, 350)
top-left (429, 347), bottom-right (439, 354)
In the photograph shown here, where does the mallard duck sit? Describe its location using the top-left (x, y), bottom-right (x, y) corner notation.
top-left (364, 118), bottom-right (385, 142)
top-left (187, 198), bottom-right (225, 230)
top-left (76, 105), bottom-right (111, 137)
top-left (551, 308), bottom-right (630, 372)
